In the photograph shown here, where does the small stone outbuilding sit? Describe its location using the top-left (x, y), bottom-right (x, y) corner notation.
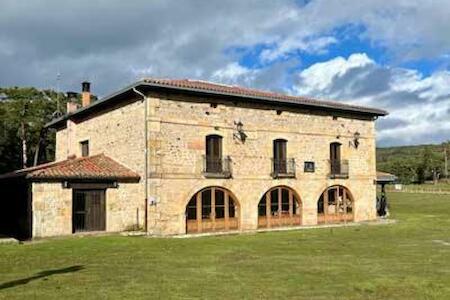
top-left (0, 154), bottom-right (140, 239)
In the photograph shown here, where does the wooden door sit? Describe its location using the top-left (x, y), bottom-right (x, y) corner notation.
top-left (185, 187), bottom-right (238, 233)
top-left (273, 139), bottom-right (287, 173)
top-left (206, 135), bottom-right (222, 173)
top-left (73, 189), bottom-right (106, 233)
top-left (330, 143), bottom-right (341, 174)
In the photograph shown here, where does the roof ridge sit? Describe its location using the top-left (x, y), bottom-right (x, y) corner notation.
top-left (45, 77), bottom-right (388, 129)
top-left (142, 77), bottom-right (385, 113)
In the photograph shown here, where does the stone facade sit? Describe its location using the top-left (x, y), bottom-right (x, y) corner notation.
top-left (33, 89), bottom-right (379, 237)
top-left (146, 93), bottom-right (377, 235)
top-left (33, 99), bottom-right (147, 237)
top-left (32, 182), bottom-right (143, 237)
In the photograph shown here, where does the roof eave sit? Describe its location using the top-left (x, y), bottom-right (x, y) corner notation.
top-left (27, 176), bottom-right (140, 183)
top-left (45, 80), bottom-right (388, 129)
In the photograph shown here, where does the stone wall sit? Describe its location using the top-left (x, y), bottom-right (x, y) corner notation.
top-left (53, 99), bottom-right (146, 231)
top-left (37, 98), bottom-right (147, 237)
top-left (32, 182), bottom-right (144, 238)
top-left (146, 92), bottom-right (377, 235)
top-left (32, 182), bottom-right (72, 237)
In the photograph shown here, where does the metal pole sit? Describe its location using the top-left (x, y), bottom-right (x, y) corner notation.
top-left (444, 148), bottom-right (448, 179)
top-left (132, 88), bottom-right (149, 233)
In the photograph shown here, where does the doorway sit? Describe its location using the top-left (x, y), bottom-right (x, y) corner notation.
top-left (72, 189), bottom-right (106, 233)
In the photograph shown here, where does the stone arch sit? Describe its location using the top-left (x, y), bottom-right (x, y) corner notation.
top-left (185, 186), bottom-right (240, 233)
top-left (317, 185), bottom-right (354, 224)
top-left (257, 185), bottom-right (302, 228)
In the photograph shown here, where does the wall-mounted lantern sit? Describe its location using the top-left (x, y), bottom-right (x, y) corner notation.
top-left (353, 131), bottom-right (360, 149)
top-left (233, 120), bottom-right (247, 142)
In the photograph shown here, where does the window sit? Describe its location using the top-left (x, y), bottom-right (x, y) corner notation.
top-left (80, 140), bottom-right (89, 157)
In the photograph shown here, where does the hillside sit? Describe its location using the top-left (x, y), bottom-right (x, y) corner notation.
top-left (377, 142), bottom-right (449, 183)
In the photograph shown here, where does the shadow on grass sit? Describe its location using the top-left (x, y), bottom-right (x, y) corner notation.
top-left (0, 265), bottom-right (84, 290)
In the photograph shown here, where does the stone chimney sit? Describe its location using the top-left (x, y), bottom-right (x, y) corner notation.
top-left (66, 91), bottom-right (79, 113)
top-left (81, 81), bottom-right (91, 107)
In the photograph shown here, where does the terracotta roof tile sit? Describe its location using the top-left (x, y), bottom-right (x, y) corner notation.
top-left (0, 154), bottom-right (140, 181)
top-left (142, 78), bottom-right (388, 116)
top-left (46, 78), bottom-right (388, 129)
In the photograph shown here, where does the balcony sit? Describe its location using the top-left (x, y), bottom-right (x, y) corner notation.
top-left (202, 155), bottom-right (232, 178)
top-left (329, 159), bottom-right (349, 179)
top-left (271, 158), bottom-right (296, 179)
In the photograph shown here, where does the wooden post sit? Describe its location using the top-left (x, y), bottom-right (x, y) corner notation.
top-left (196, 192), bottom-right (202, 233)
top-left (343, 189), bottom-right (347, 224)
top-left (335, 187), bottom-right (339, 216)
top-left (211, 188), bottom-right (216, 231)
top-left (324, 189), bottom-right (328, 224)
top-left (289, 190), bottom-right (293, 226)
top-left (266, 191), bottom-right (271, 228)
top-left (278, 188), bottom-right (282, 226)
top-left (224, 192), bottom-right (229, 230)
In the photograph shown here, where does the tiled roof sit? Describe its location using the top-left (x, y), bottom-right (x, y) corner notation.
top-left (376, 171), bottom-right (397, 183)
top-left (142, 78), bottom-right (388, 116)
top-left (45, 77), bottom-right (388, 129)
top-left (0, 154), bottom-right (140, 181)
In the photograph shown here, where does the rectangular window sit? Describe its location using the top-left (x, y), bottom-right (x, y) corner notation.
top-left (201, 189), bottom-right (212, 219)
top-left (80, 140), bottom-right (89, 157)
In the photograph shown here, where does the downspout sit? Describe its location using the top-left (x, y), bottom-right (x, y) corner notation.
top-left (132, 87), bottom-right (149, 233)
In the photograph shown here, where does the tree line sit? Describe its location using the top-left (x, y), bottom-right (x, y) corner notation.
top-left (377, 143), bottom-right (450, 184)
top-left (0, 87), bottom-right (77, 173)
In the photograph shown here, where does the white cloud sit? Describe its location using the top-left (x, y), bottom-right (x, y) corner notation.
top-left (212, 63), bottom-right (256, 84)
top-left (1, 1), bottom-right (450, 145)
top-left (292, 53), bottom-right (450, 146)
top-left (1, 0), bottom-right (450, 95)
top-left (260, 36), bottom-right (337, 62)
top-left (293, 53), bottom-right (374, 95)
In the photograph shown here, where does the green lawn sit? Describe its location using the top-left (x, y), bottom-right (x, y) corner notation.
top-left (1, 193), bottom-right (449, 300)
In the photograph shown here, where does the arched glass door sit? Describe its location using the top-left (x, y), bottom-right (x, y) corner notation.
top-left (186, 187), bottom-right (239, 233)
top-left (258, 186), bottom-right (301, 228)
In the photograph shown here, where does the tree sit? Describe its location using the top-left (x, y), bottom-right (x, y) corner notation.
top-left (0, 87), bottom-right (70, 173)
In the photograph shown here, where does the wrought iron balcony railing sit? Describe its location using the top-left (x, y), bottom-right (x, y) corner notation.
top-left (271, 158), bottom-right (296, 178)
top-left (329, 159), bottom-right (349, 179)
top-left (202, 155), bottom-right (232, 178)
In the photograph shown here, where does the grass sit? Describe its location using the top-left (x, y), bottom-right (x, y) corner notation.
top-left (1, 193), bottom-right (449, 299)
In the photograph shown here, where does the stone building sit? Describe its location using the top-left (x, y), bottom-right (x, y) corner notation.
top-left (0, 78), bottom-right (387, 239)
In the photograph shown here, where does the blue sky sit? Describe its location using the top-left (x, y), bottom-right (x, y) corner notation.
top-left (0, 0), bottom-right (449, 146)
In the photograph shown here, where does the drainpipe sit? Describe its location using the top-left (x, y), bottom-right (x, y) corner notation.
top-left (132, 87), bottom-right (149, 233)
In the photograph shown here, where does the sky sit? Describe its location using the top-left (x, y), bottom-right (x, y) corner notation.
top-left (0, 0), bottom-right (449, 147)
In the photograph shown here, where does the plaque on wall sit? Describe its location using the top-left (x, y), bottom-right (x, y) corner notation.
top-left (304, 161), bottom-right (315, 172)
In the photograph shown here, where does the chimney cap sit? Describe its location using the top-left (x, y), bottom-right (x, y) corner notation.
top-left (82, 81), bottom-right (91, 92)
top-left (66, 91), bottom-right (78, 99)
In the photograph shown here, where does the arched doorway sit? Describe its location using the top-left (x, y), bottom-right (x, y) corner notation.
top-left (317, 185), bottom-right (354, 224)
top-left (258, 186), bottom-right (301, 228)
top-left (185, 187), bottom-right (239, 233)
